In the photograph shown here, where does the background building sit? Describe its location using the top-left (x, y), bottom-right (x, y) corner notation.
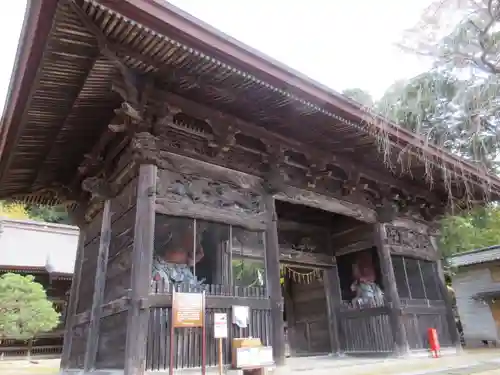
top-left (449, 246), bottom-right (500, 347)
top-left (0, 218), bottom-right (78, 357)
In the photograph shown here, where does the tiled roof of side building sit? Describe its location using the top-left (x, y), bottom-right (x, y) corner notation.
top-left (0, 218), bottom-right (79, 275)
top-left (448, 245), bottom-right (500, 268)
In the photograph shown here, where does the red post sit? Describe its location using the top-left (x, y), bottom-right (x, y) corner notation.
top-left (428, 328), bottom-right (441, 358)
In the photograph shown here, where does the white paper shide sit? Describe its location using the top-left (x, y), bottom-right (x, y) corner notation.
top-left (232, 305), bottom-right (249, 328)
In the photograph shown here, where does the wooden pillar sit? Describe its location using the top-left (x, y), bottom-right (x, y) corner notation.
top-left (323, 266), bottom-right (342, 355)
top-left (84, 200), bottom-right (112, 371)
top-left (436, 258), bottom-right (461, 350)
top-left (264, 194), bottom-right (285, 366)
top-left (60, 228), bottom-right (86, 369)
top-left (124, 164), bottom-right (157, 375)
top-left (374, 223), bottom-right (409, 356)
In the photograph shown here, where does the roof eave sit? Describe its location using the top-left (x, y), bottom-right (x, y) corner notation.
top-left (94, 0), bottom-right (500, 190)
top-left (1, 0), bottom-right (499, 201)
top-left (0, 0), bottom-right (58, 189)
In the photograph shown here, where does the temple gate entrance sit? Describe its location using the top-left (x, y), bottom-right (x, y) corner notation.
top-left (275, 200), bottom-right (371, 357)
top-left (282, 265), bottom-right (331, 356)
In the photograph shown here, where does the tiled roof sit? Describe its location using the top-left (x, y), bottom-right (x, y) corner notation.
top-left (448, 245), bottom-right (500, 268)
top-left (0, 219), bottom-right (79, 275)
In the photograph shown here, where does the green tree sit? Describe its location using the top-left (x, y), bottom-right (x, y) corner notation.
top-left (27, 204), bottom-right (71, 224)
top-left (401, 0), bottom-right (500, 75)
top-left (377, 70), bottom-right (500, 173)
top-left (0, 201), bottom-right (70, 224)
top-left (0, 273), bottom-right (60, 341)
top-left (369, 0), bottom-right (500, 178)
top-left (0, 201), bottom-right (31, 220)
top-left (439, 205), bottom-right (500, 257)
top-left (232, 259), bottom-right (265, 288)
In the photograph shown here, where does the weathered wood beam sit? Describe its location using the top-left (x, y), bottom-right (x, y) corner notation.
top-left (331, 226), bottom-right (366, 242)
top-left (263, 144), bottom-right (287, 194)
top-left (143, 294), bottom-right (271, 310)
top-left (279, 247), bottom-right (335, 267)
top-left (277, 219), bottom-right (328, 233)
top-left (436, 258), bottom-right (461, 350)
top-left (335, 239), bottom-right (374, 256)
top-left (374, 223), bottom-right (409, 356)
top-left (323, 267), bottom-right (342, 355)
top-left (84, 199), bottom-right (112, 371)
top-left (60, 229), bottom-right (86, 369)
top-left (73, 297), bottom-right (131, 326)
top-left (263, 194), bottom-right (286, 366)
top-left (276, 186), bottom-right (377, 223)
top-left (124, 164), bottom-right (157, 375)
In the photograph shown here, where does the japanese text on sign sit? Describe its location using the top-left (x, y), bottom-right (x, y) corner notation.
top-left (172, 292), bottom-right (205, 328)
top-left (214, 313), bottom-right (228, 338)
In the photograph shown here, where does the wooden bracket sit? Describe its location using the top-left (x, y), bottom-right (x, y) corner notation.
top-left (263, 144), bottom-right (287, 194)
top-left (207, 122), bottom-right (238, 158)
top-left (81, 176), bottom-right (117, 200)
top-left (130, 132), bottom-right (175, 169)
top-left (341, 170), bottom-right (361, 196)
top-left (306, 159), bottom-right (331, 188)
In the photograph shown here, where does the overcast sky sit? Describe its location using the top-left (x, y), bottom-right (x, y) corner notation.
top-left (0, 0), bottom-right (433, 115)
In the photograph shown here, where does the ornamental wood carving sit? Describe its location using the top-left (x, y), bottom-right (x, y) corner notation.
top-left (157, 172), bottom-right (264, 214)
top-left (384, 225), bottom-right (437, 260)
top-left (155, 156), bottom-right (267, 229)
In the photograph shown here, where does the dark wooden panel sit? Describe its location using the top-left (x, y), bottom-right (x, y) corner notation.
top-left (405, 258), bottom-right (426, 299)
top-left (421, 260), bottom-right (441, 301)
top-left (61, 231), bottom-right (85, 369)
top-left (287, 278), bottom-right (331, 355)
top-left (84, 200), bottom-right (112, 371)
top-left (74, 297), bottom-right (130, 325)
top-left (85, 178), bottom-right (138, 245)
top-left (77, 234), bottom-right (100, 313)
top-left (95, 312), bottom-right (127, 369)
top-left (324, 266), bottom-right (342, 354)
top-left (68, 323), bottom-right (89, 369)
top-left (104, 241), bottom-right (134, 303)
top-left (103, 178), bottom-right (138, 304)
top-left (403, 311), bottom-right (451, 350)
top-left (392, 255), bottom-right (410, 299)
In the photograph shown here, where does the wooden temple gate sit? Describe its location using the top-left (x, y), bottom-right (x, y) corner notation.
top-left (1, 0), bottom-right (499, 374)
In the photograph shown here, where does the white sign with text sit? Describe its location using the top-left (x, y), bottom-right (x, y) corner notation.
top-left (214, 313), bottom-right (228, 339)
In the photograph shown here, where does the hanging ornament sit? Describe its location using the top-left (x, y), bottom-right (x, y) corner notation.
top-left (280, 265), bottom-right (324, 284)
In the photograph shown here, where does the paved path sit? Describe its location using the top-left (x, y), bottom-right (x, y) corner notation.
top-left (1, 350), bottom-right (499, 374)
top-left (275, 349), bottom-right (500, 375)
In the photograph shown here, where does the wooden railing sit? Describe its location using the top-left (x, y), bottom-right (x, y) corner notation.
top-left (336, 298), bottom-right (452, 354)
top-left (146, 282), bottom-right (271, 370)
top-left (401, 299), bottom-right (451, 350)
top-left (337, 300), bottom-right (393, 353)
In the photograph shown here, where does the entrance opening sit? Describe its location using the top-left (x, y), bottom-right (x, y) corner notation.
top-left (275, 200), bottom-right (371, 357)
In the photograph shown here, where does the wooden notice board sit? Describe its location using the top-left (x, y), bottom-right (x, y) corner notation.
top-left (172, 291), bottom-right (205, 328)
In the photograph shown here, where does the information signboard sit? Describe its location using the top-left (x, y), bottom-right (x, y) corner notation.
top-left (214, 313), bottom-right (228, 339)
top-left (172, 291), bottom-right (205, 328)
